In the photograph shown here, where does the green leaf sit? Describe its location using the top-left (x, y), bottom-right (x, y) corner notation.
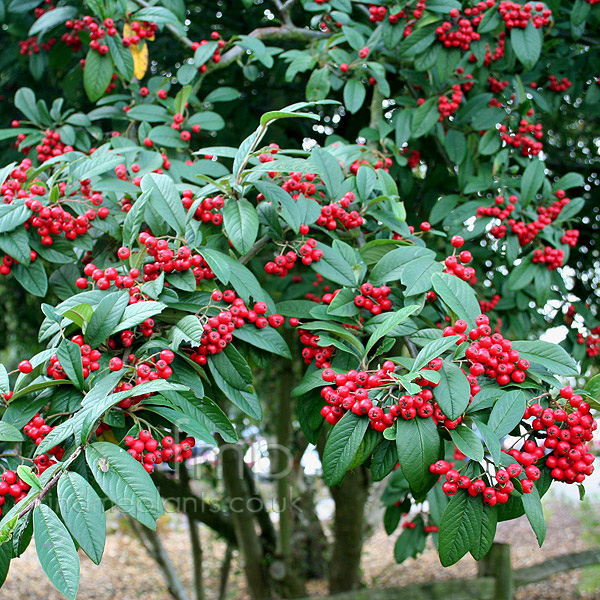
top-left (487, 390), bottom-right (526, 437)
top-left (207, 344), bottom-right (253, 390)
top-left (29, 5), bottom-right (75, 34)
top-left (306, 67), bottom-right (331, 102)
top-left (522, 485), bottom-right (545, 546)
top-left (83, 48), bottom-right (114, 102)
top-left (401, 258), bottom-right (444, 296)
top-left (438, 491), bottom-right (483, 566)
top-left (110, 301), bottom-right (165, 335)
top-left (370, 246), bottom-right (435, 286)
top-left (12, 261), bottom-right (47, 297)
top-left (470, 505), bottom-right (498, 560)
top-left (435, 360), bottom-right (471, 420)
top-left (0, 202), bottom-right (32, 234)
top-left (311, 148), bottom-right (343, 199)
top-left (396, 417), bottom-right (440, 495)
top-left (413, 336), bottom-right (461, 371)
top-left (0, 422), bottom-right (24, 442)
top-left (233, 326), bottom-right (291, 359)
top-left (197, 248), bottom-right (230, 284)
top-left (106, 34), bottom-right (134, 80)
top-left (86, 442), bottom-right (163, 529)
top-left (14, 88), bottom-right (40, 124)
top-left (371, 439), bottom-right (398, 481)
top-left (431, 272), bottom-right (480, 328)
top-left (342, 25), bottom-right (365, 50)
top-left (365, 305), bottom-right (420, 354)
top-left (141, 173), bottom-right (187, 237)
top-left (254, 181), bottom-right (301, 232)
top-left (85, 292), bottom-right (129, 347)
top-left (17, 465), bottom-right (41, 490)
top-left (511, 341), bottom-right (579, 377)
top-left (161, 391), bottom-right (237, 443)
top-left (323, 412), bottom-right (369, 486)
top-left (222, 198), bottom-right (259, 255)
top-left (57, 339), bottom-right (85, 389)
top-left (520, 159), bottom-right (545, 207)
top-left (58, 472), bottom-right (105, 564)
top-left (0, 541), bottom-right (11, 587)
top-left (411, 98), bottom-right (439, 138)
top-left (445, 131), bottom-right (466, 164)
top-left (394, 518), bottom-right (427, 563)
top-left (34, 504), bottom-right (80, 600)
top-left (450, 425), bottom-right (484, 462)
top-left (311, 242), bottom-right (359, 287)
top-left (473, 418), bottom-right (502, 464)
top-left (149, 125), bottom-right (188, 148)
top-left (343, 79), bottom-right (366, 114)
top-left (511, 22), bottom-right (542, 71)
top-left (507, 255), bottom-right (536, 291)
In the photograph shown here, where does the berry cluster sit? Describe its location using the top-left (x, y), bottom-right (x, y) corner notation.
top-left (511, 191), bottom-right (570, 245)
top-left (19, 35), bottom-right (56, 55)
top-left (561, 229), bottom-right (579, 247)
top-left (316, 192), bottom-right (364, 231)
top-left (188, 291), bottom-right (284, 365)
top-left (320, 360), bottom-right (467, 430)
top-left (125, 431), bottom-right (196, 473)
top-left (78, 257), bottom-right (140, 291)
top-left (436, 6), bottom-right (483, 51)
top-left (109, 351), bottom-right (175, 410)
top-left (488, 76), bottom-right (509, 94)
top-left (0, 470), bottom-right (31, 511)
top-left (368, 4), bottom-right (388, 21)
top-left (478, 194), bottom-right (515, 238)
top-left (522, 388), bottom-right (596, 485)
top-left (432, 459), bottom-right (534, 504)
top-left (182, 191), bottom-right (224, 225)
top-left (577, 331), bottom-right (600, 357)
top-left (443, 315), bottom-right (530, 385)
top-left (533, 246), bottom-right (564, 270)
top-left (30, 129), bottom-right (73, 162)
top-left (387, 0), bottom-right (427, 37)
top-left (0, 250), bottom-right (37, 277)
top-left (350, 283), bottom-right (392, 315)
top-left (548, 75), bottom-right (572, 92)
top-left (438, 85), bottom-right (464, 119)
top-left (479, 294), bottom-right (501, 313)
top-left (499, 116), bottom-right (544, 156)
top-left (299, 329), bottom-right (333, 369)
top-left (498, 1), bottom-right (552, 29)
top-left (190, 33), bottom-right (226, 74)
top-left (264, 237), bottom-right (324, 277)
top-left (349, 157), bottom-right (392, 175)
top-left (24, 413), bottom-right (66, 471)
top-left (138, 234), bottom-right (217, 285)
top-left (48, 335), bottom-right (102, 380)
top-left (442, 236), bottom-right (476, 284)
top-left (278, 172), bottom-right (317, 198)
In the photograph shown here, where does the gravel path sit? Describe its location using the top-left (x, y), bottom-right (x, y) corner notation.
top-left (1, 496), bottom-right (599, 600)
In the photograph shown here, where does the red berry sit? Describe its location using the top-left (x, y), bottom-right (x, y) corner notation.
top-left (18, 360), bottom-right (33, 374)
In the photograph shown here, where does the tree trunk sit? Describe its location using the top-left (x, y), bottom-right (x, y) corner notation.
top-left (328, 465), bottom-right (371, 594)
top-left (478, 542), bottom-right (513, 600)
top-left (220, 442), bottom-right (273, 600)
top-left (127, 517), bottom-right (190, 600)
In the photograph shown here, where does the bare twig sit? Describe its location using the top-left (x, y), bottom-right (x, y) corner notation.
top-left (128, 517), bottom-right (191, 600)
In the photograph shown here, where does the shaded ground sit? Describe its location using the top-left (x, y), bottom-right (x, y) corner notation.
top-left (1, 496), bottom-right (599, 600)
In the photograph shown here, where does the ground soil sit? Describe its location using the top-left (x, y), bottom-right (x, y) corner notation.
top-left (1, 496), bottom-right (598, 600)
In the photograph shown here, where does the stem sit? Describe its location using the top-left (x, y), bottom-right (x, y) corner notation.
top-left (180, 462), bottom-right (204, 600)
top-left (128, 516), bottom-right (191, 600)
top-left (218, 544), bottom-right (234, 600)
